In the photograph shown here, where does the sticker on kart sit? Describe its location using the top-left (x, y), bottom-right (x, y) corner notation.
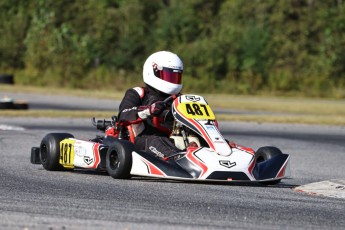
top-left (59, 139), bottom-right (101, 169)
top-left (59, 139), bottom-right (75, 168)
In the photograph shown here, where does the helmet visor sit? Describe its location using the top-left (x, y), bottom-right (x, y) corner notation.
top-left (154, 67), bottom-right (182, 84)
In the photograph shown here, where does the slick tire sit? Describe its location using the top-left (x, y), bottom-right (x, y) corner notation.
top-left (106, 139), bottom-right (134, 179)
top-left (40, 133), bottom-right (74, 171)
top-left (0, 101), bottom-right (14, 109)
top-left (255, 146), bottom-right (283, 185)
top-left (0, 74), bottom-right (14, 84)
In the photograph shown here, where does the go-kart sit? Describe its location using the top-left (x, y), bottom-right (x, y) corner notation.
top-left (30, 94), bottom-right (290, 185)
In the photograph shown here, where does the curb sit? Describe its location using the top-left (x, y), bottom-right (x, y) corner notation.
top-left (294, 179), bottom-right (345, 199)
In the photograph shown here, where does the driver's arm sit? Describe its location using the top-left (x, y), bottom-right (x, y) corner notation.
top-left (119, 88), bottom-right (166, 121)
top-left (118, 89), bottom-right (142, 121)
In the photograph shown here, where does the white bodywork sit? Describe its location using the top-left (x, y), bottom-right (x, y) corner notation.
top-left (130, 147), bottom-right (257, 180)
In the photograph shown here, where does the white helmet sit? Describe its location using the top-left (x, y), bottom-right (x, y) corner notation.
top-left (143, 51), bottom-right (183, 95)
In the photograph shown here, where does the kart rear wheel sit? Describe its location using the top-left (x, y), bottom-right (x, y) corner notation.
top-left (0, 101), bottom-right (14, 109)
top-left (40, 133), bottom-right (74, 171)
top-left (255, 146), bottom-right (283, 185)
top-left (106, 139), bottom-right (134, 179)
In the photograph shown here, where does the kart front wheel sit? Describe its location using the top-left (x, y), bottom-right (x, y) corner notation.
top-left (40, 133), bottom-right (74, 171)
top-left (255, 146), bottom-right (283, 185)
top-left (106, 140), bottom-right (134, 179)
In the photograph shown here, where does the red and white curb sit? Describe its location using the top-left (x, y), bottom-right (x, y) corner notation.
top-left (0, 124), bottom-right (25, 131)
top-left (294, 179), bottom-right (345, 199)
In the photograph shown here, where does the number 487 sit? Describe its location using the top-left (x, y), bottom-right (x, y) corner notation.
top-left (185, 103), bottom-right (210, 117)
top-left (60, 143), bottom-right (72, 164)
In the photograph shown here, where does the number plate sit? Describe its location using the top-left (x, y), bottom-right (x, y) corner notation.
top-left (177, 102), bottom-right (215, 120)
top-left (59, 139), bottom-right (75, 168)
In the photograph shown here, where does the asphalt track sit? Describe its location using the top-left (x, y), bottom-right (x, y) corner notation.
top-left (0, 117), bottom-right (344, 230)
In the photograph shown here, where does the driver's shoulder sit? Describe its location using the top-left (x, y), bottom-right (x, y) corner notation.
top-left (131, 86), bottom-right (145, 99)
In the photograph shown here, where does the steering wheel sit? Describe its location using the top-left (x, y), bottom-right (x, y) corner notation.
top-left (163, 94), bottom-right (176, 104)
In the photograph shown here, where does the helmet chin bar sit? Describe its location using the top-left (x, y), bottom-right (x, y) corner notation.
top-left (145, 82), bottom-right (183, 97)
top-left (154, 79), bottom-right (182, 95)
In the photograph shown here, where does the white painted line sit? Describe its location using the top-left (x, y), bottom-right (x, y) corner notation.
top-left (0, 124), bottom-right (25, 131)
top-left (294, 179), bottom-right (345, 199)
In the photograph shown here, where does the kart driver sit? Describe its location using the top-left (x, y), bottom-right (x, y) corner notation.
top-left (118, 51), bottom-right (185, 159)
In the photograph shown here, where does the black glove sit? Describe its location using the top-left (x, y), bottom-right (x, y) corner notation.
top-left (149, 101), bottom-right (166, 116)
top-left (161, 109), bottom-right (173, 122)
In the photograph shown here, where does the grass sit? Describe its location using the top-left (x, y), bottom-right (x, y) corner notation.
top-left (216, 114), bottom-right (345, 126)
top-left (205, 94), bottom-right (345, 116)
top-left (1, 85), bottom-right (345, 125)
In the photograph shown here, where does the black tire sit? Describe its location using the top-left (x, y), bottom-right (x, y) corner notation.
top-left (40, 133), bottom-right (74, 171)
top-left (255, 146), bottom-right (283, 185)
top-left (0, 74), bottom-right (14, 84)
top-left (106, 139), bottom-right (134, 179)
top-left (0, 101), bottom-right (14, 109)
